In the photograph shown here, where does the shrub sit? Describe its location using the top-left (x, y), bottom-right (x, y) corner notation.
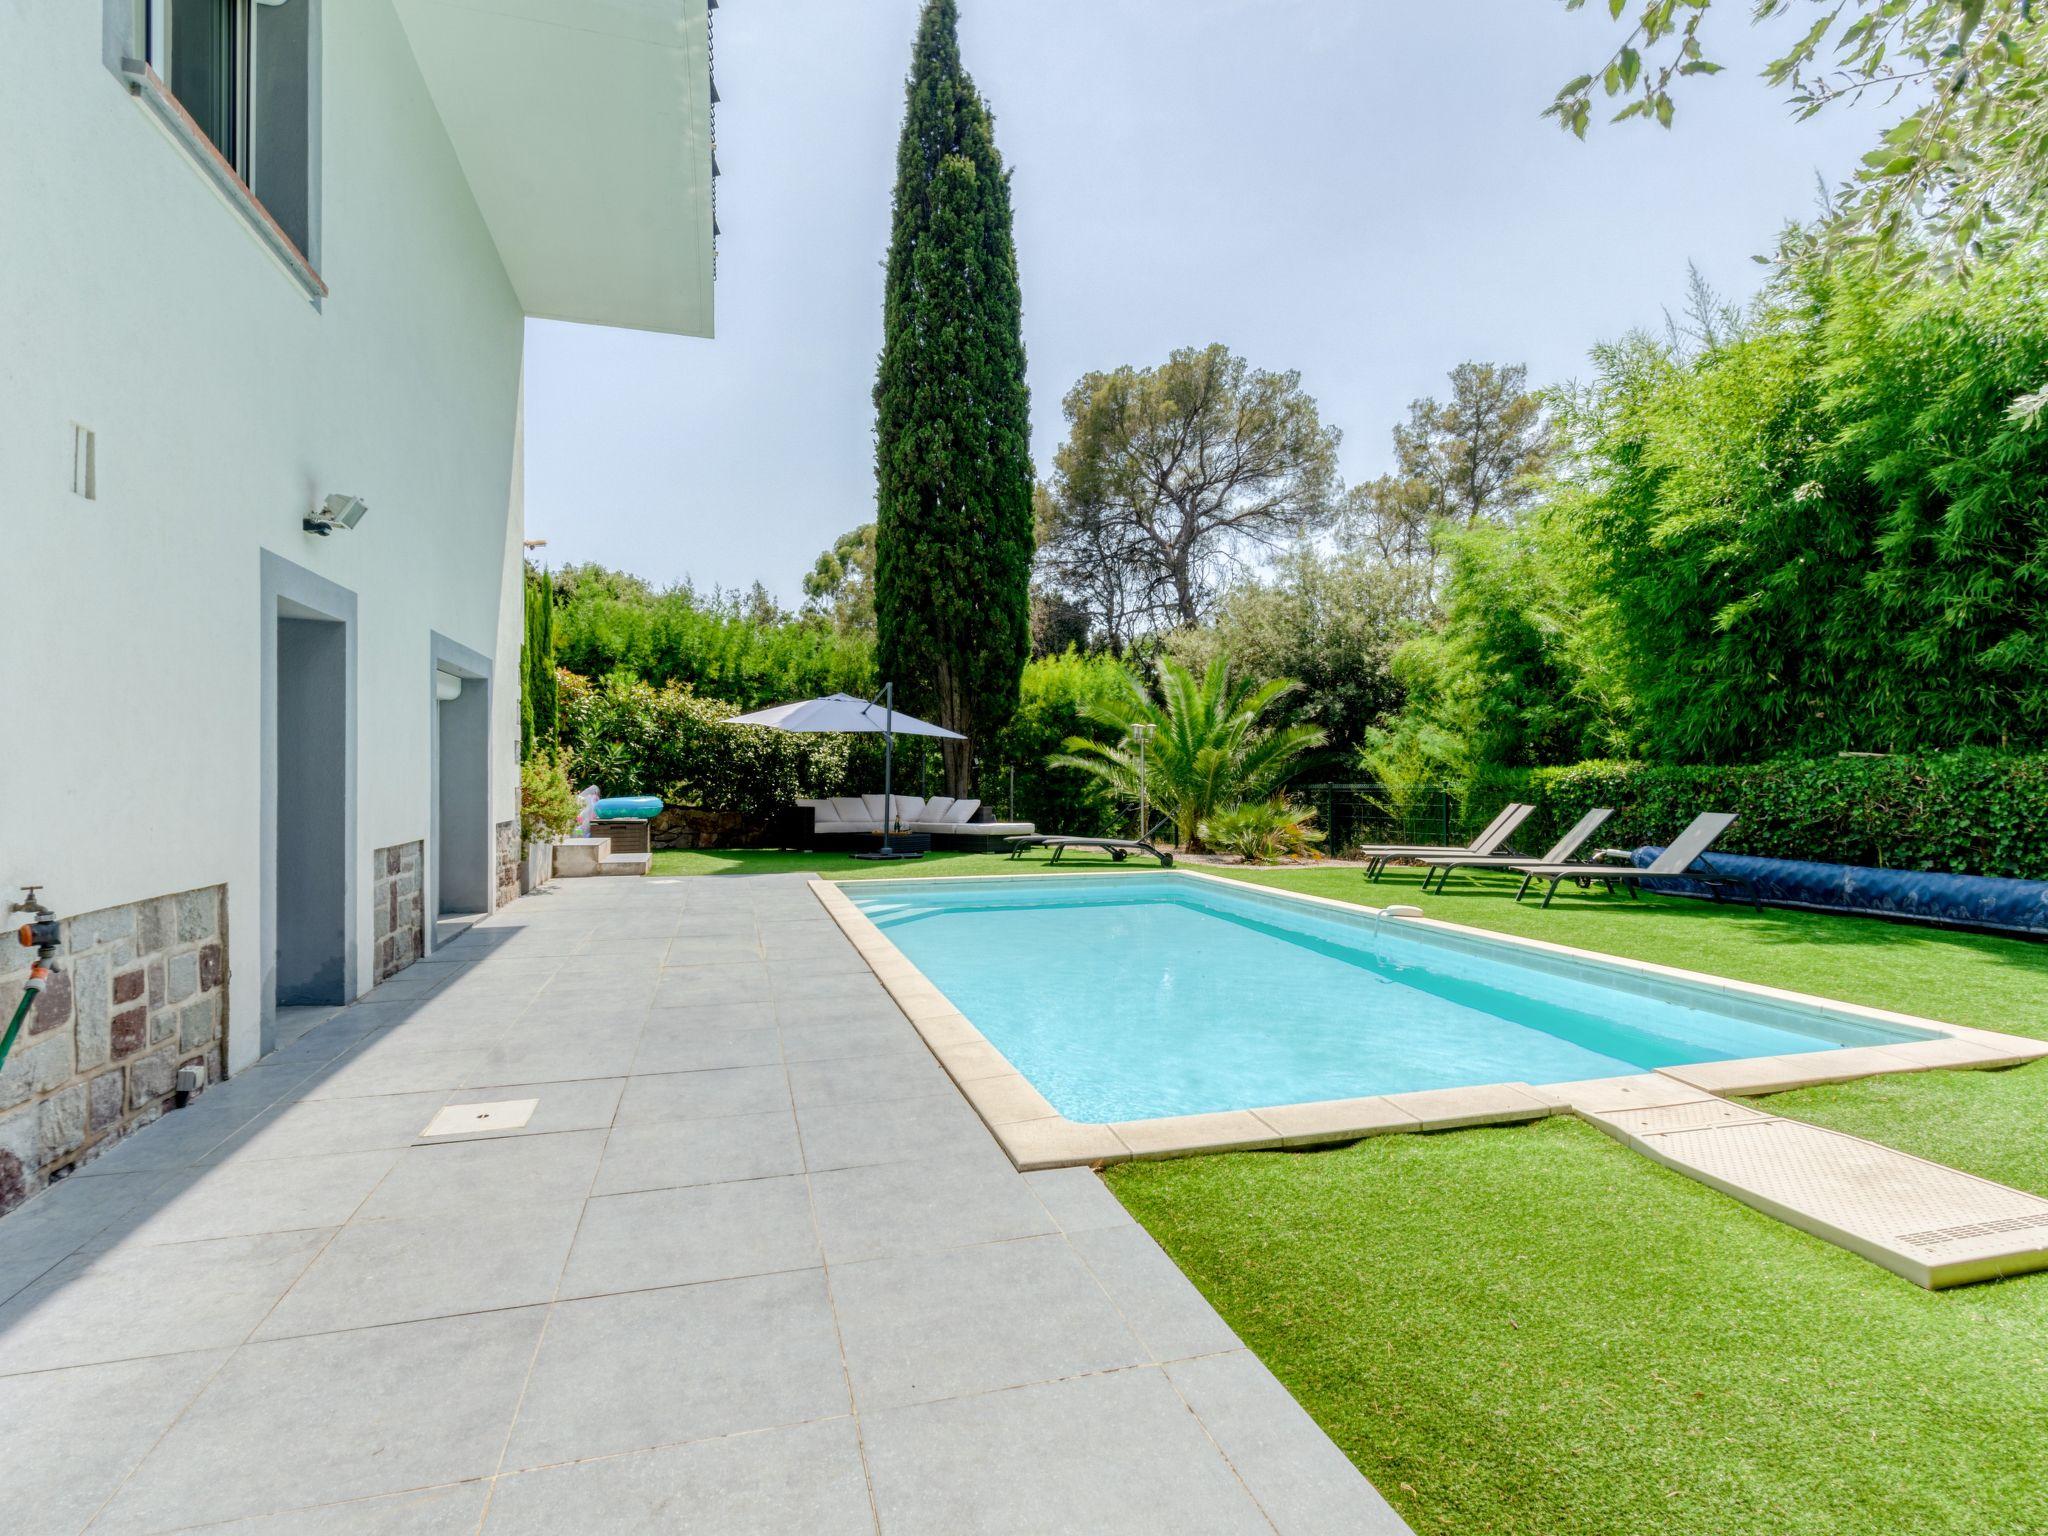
top-left (1464, 749), bottom-right (2048, 880)
top-left (557, 670), bottom-right (852, 825)
top-left (1051, 654), bottom-right (1328, 850)
top-left (1200, 799), bottom-right (1325, 864)
top-left (976, 650), bottom-right (1135, 835)
top-left (518, 755), bottom-right (581, 846)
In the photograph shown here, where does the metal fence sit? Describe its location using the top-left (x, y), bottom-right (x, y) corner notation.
top-left (1294, 782), bottom-right (1456, 855)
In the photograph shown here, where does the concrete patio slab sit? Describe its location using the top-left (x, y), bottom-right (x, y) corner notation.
top-left (3, 1350), bottom-right (227, 1535)
top-left (485, 1418), bottom-right (873, 1534)
top-left (591, 1107), bottom-right (804, 1195)
top-left (94, 1308), bottom-right (546, 1533)
top-left (808, 1148), bottom-right (1058, 1263)
top-left (860, 1367), bottom-right (1273, 1535)
top-left (502, 1271), bottom-right (850, 1469)
top-left (0, 873), bottom-right (1408, 1534)
top-left (829, 1234), bottom-right (1151, 1411)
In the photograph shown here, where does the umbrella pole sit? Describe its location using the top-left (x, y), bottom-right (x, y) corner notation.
top-left (881, 682), bottom-right (895, 857)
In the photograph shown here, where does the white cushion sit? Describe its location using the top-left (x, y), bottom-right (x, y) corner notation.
top-left (860, 793), bottom-right (890, 822)
top-left (828, 797), bottom-right (870, 824)
top-left (943, 799), bottom-right (982, 825)
top-left (890, 796), bottom-right (927, 825)
top-left (922, 796), bottom-right (957, 823)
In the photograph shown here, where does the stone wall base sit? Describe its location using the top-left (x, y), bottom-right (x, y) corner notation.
top-left (372, 841), bottom-right (425, 983)
top-left (0, 886), bottom-right (228, 1215)
top-left (495, 819), bottom-right (519, 909)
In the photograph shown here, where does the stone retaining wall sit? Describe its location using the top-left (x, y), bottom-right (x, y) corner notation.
top-left (0, 886), bottom-right (228, 1214)
top-left (495, 819), bottom-right (519, 909)
top-left (372, 841), bottom-right (424, 983)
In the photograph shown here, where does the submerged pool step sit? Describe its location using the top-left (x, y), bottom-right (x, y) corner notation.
top-left (1578, 1085), bottom-right (2048, 1289)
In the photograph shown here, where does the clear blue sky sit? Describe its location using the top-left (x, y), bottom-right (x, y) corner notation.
top-left (523, 0), bottom-right (1891, 605)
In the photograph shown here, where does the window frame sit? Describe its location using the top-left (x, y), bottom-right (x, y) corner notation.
top-left (106, 0), bottom-right (326, 305)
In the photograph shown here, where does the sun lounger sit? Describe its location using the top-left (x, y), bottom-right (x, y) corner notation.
top-left (1007, 835), bottom-right (1174, 866)
top-left (1357, 803), bottom-right (1535, 882)
top-left (1415, 808), bottom-right (1614, 892)
top-left (1507, 811), bottom-right (1757, 908)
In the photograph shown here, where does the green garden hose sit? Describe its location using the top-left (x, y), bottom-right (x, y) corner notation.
top-left (3, 904), bottom-right (61, 1075)
top-left (0, 987), bottom-right (31, 1075)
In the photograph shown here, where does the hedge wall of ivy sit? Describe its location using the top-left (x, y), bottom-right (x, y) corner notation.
top-left (1467, 750), bottom-right (2048, 881)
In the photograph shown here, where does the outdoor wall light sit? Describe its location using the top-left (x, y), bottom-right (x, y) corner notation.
top-left (304, 493), bottom-right (369, 536)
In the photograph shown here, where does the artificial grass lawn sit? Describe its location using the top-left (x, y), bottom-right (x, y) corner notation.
top-left (1106, 1117), bottom-right (2048, 1536)
top-left (661, 848), bottom-right (2048, 1529)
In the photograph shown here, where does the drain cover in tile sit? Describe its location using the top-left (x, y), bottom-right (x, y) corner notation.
top-left (420, 1099), bottom-right (538, 1137)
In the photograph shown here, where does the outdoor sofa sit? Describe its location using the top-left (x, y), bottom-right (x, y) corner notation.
top-left (795, 794), bottom-right (1036, 852)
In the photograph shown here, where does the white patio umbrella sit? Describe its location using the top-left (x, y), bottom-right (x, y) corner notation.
top-left (725, 685), bottom-right (963, 860)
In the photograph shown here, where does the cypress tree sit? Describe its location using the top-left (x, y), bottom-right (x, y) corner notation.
top-left (873, 0), bottom-right (1033, 796)
top-left (537, 567), bottom-right (558, 755)
top-left (520, 571), bottom-right (538, 763)
top-left (520, 568), bottom-right (558, 763)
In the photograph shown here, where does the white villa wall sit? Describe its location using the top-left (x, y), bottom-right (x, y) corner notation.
top-left (0, 2), bottom-right (525, 1077)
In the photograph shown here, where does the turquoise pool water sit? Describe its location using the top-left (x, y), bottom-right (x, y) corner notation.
top-left (847, 874), bottom-right (1933, 1123)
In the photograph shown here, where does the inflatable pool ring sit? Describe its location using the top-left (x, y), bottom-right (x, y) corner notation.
top-left (592, 795), bottom-right (665, 822)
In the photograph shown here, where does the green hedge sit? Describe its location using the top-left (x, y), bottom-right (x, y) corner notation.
top-left (558, 671), bottom-right (852, 826)
top-left (1466, 750), bottom-right (2048, 881)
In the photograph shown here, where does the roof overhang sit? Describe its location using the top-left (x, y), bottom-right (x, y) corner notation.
top-left (394, 0), bottom-right (716, 337)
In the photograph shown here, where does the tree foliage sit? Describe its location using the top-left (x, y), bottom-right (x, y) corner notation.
top-left (519, 566), bottom-right (558, 762)
top-left (1037, 344), bottom-right (1341, 643)
top-left (1377, 247), bottom-right (2048, 790)
top-left (873, 0), bottom-right (1035, 796)
top-left (1341, 361), bottom-right (1553, 608)
top-left (550, 563), bottom-right (874, 712)
top-left (802, 523), bottom-right (877, 636)
top-left (977, 648), bottom-right (1135, 836)
top-left (1051, 655), bottom-right (1328, 849)
top-left (1163, 544), bottom-right (1419, 761)
top-left (1546, 0), bottom-right (2048, 269)
top-left (1569, 249), bottom-right (2048, 762)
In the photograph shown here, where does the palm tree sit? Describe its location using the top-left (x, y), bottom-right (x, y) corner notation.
top-left (1052, 655), bottom-right (1327, 850)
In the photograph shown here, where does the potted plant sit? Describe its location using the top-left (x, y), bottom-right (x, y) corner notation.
top-left (519, 756), bottom-right (580, 891)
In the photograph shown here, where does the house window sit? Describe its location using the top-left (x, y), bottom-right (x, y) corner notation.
top-left (128, 0), bottom-right (318, 268)
top-left (164, 0), bottom-right (243, 166)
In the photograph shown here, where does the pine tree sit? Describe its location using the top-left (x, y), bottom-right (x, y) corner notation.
top-left (873, 0), bottom-right (1033, 796)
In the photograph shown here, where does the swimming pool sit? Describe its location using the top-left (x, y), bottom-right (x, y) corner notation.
top-left (845, 873), bottom-right (1937, 1123)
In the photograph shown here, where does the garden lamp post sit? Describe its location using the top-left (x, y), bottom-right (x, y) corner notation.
top-left (1129, 722), bottom-right (1157, 842)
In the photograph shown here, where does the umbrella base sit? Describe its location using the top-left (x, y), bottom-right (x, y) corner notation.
top-left (850, 847), bottom-right (927, 861)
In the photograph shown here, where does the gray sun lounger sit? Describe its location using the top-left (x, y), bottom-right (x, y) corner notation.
top-left (1007, 834), bottom-right (1174, 866)
top-left (1508, 811), bottom-right (1757, 909)
top-left (1358, 803), bottom-right (1535, 882)
top-left (1415, 808), bottom-right (1615, 892)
